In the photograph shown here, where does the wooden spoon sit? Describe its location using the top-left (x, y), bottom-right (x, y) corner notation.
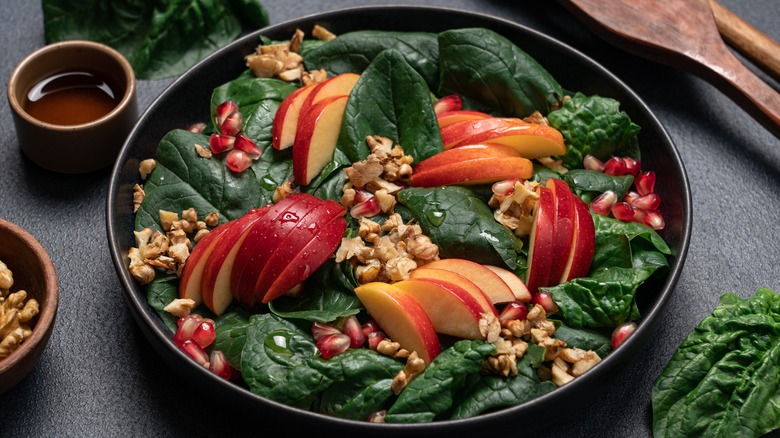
top-left (556, 0), bottom-right (780, 139)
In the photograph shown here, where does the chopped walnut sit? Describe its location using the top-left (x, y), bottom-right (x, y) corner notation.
top-left (159, 210), bottom-right (178, 231)
top-left (0, 262), bottom-right (40, 360)
top-left (376, 338), bottom-right (410, 359)
top-left (132, 184), bottom-right (145, 213)
top-left (163, 298), bottom-right (196, 318)
top-left (390, 351), bottom-right (426, 395)
top-left (312, 24), bottom-right (337, 41)
top-left (522, 111), bottom-right (548, 125)
top-left (489, 180), bottom-right (539, 238)
top-left (479, 313), bottom-right (502, 344)
top-left (273, 180), bottom-right (297, 203)
top-left (247, 28), bottom-right (330, 83)
top-left (0, 260), bottom-right (14, 291)
top-left (194, 143), bottom-right (212, 158)
top-left (301, 68), bottom-right (328, 86)
top-left (139, 159), bottom-right (156, 180)
top-left (537, 156), bottom-right (567, 174)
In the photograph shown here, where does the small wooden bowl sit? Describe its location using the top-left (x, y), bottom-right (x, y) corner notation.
top-left (0, 218), bottom-right (58, 394)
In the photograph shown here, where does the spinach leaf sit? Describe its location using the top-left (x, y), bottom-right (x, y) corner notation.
top-left (652, 289), bottom-right (780, 438)
top-left (562, 169), bottom-right (635, 203)
top-left (548, 92), bottom-right (641, 169)
top-left (552, 322), bottom-right (613, 358)
top-left (135, 129), bottom-right (264, 232)
top-left (438, 28), bottom-right (564, 117)
top-left (397, 186), bottom-right (524, 270)
top-left (449, 344), bottom-right (555, 419)
top-left (385, 340), bottom-right (496, 423)
top-left (43, 0), bottom-right (268, 80)
top-left (337, 49), bottom-right (443, 163)
top-left (303, 30), bottom-right (440, 90)
top-left (145, 273), bottom-right (179, 332)
top-left (214, 307), bottom-right (251, 368)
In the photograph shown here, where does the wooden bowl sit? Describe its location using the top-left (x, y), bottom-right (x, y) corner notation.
top-left (0, 218), bottom-right (58, 394)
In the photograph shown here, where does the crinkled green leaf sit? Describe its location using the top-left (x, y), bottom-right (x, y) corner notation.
top-left (214, 307), bottom-right (251, 368)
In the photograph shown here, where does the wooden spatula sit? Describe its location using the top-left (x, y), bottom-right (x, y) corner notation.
top-left (556, 0), bottom-right (780, 139)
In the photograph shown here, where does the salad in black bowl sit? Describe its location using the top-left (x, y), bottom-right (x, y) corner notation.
top-left (108, 5), bottom-right (690, 434)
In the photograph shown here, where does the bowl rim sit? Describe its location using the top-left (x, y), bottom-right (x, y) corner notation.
top-left (0, 218), bottom-right (59, 377)
top-left (107, 4), bottom-right (692, 431)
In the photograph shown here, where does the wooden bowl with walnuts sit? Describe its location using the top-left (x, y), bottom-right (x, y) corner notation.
top-left (0, 218), bottom-right (58, 394)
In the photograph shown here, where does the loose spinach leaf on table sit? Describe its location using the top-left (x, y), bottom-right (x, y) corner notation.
top-left (337, 49), bottom-right (443, 163)
top-left (438, 28), bottom-right (564, 117)
top-left (652, 288), bottom-right (780, 438)
top-left (397, 186), bottom-right (524, 270)
top-left (135, 129), bottom-right (264, 232)
top-left (43, 0), bottom-right (268, 80)
top-left (548, 92), bottom-right (641, 169)
top-left (303, 30), bottom-right (440, 91)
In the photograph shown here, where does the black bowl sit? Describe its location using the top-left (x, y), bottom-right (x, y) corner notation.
top-left (107, 5), bottom-right (691, 434)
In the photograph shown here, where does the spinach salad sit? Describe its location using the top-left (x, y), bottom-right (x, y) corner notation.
top-left (129, 26), bottom-right (675, 424)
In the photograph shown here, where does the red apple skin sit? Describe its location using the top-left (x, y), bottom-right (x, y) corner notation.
top-left (393, 278), bottom-right (489, 339)
top-left (252, 199), bottom-right (346, 303)
top-left (262, 212), bottom-right (347, 303)
top-left (545, 178), bottom-right (577, 286)
top-left (440, 117), bottom-right (529, 147)
top-left (179, 220), bottom-right (232, 305)
top-left (408, 267), bottom-right (497, 312)
top-left (271, 82), bottom-right (319, 150)
top-left (413, 143), bottom-right (521, 174)
top-left (230, 194), bottom-right (321, 309)
top-left (436, 110), bottom-right (491, 128)
top-left (561, 194), bottom-right (596, 283)
top-left (416, 259), bottom-right (516, 305)
top-left (525, 186), bottom-right (556, 294)
top-left (298, 73), bottom-right (360, 119)
top-left (483, 265), bottom-right (532, 302)
top-left (354, 282), bottom-right (441, 364)
top-left (411, 156), bottom-right (533, 188)
top-left (292, 94), bottom-right (349, 186)
top-left (200, 207), bottom-right (270, 315)
top-left (440, 118), bottom-right (566, 158)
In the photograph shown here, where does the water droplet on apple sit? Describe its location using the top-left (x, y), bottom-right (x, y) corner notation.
top-left (425, 209), bottom-right (446, 226)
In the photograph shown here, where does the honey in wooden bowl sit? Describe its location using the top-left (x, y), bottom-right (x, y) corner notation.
top-left (24, 69), bottom-right (122, 126)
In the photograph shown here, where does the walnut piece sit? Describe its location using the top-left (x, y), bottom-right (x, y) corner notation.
top-left (0, 261), bottom-right (40, 360)
top-left (489, 180), bottom-right (539, 238)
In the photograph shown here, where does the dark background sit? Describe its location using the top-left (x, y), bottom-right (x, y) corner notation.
top-left (1, 1), bottom-right (778, 436)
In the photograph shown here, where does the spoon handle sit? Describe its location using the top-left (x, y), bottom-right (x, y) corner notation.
top-left (709, 0), bottom-right (780, 82)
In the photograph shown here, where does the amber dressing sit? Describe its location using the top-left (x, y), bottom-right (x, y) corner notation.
top-left (24, 70), bottom-right (121, 126)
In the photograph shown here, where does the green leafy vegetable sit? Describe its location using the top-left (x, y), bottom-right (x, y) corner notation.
top-left (337, 49), bottom-right (443, 163)
top-left (43, 0), bottom-right (269, 80)
top-left (214, 307), bottom-right (251, 368)
top-left (652, 288), bottom-right (780, 438)
top-left (548, 92), bottom-right (641, 169)
top-left (438, 28), bottom-right (564, 117)
top-left (562, 169), bottom-right (635, 203)
top-left (397, 186), bottom-right (524, 270)
top-left (145, 274), bottom-right (179, 331)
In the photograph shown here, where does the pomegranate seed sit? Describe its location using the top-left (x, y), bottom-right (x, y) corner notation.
top-left (361, 320), bottom-right (381, 338)
top-left (499, 301), bottom-right (529, 322)
top-left (367, 331), bottom-right (387, 350)
top-left (220, 111), bottom-right (243, 137)
top-left (226, 149), bottom-right (253, 173)
top-left (367, 410), bottom-right (387, 423)
top-left (350, 195), bottom-right (381, 218)
top-left (532, 291), bottom-right (558, 314)
top-left (191, 319), bottom-right (216, 348)
top-left (623, 157), bottom-right (641, 175)
top-left (180, 340), bottom-right (209, 367)
top-left (611, 201), bottom-right (635, 221)
top-left (635, 171), bottom-right (656, 196)
top-left (353, 188), bottom-right (373, 204)
top-left (643, 210), bottom-right (665, 230)
top-left (173, 314), bottom-right (202, 346)
top-left (611, 321), bottom-right (637, 349)
top-left (311, 321), bottom-right (341, 341)
top-left (209, 133), bottom-right (235, 154)
top-left (631, 193), bottom-right (661, 211)
top-left (233, 133), bottom-right (261, 159)
top-left (209, 350), bottom-right (232, 380)
top-left (433, 94), bottom-right (462, 114)
top-left (317, 333), bottom-right (351, 359)
top-left (632, 207), bottom-right (647, 223)
top-left (339, 315), bottom-right (366, 348)
top-left (186, 122), bottom-right (206, 133)
top-left (492, 179), bottom-right (520, 197)
top-left (590, 190), bottom-right (618, 215)
top-left (582, 154), bottom-right (605, 172)
top-left (215, 100), bottom-right (239, 126)
top-left (603, 156), bottom-right (627, 176)
top-left (623, 190), bottom-right (640, 204)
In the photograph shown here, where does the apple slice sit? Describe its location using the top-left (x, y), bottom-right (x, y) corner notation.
top-left (411, 156), bottom-right (533, 188)
top-left (178, 221), bottom-right (232, 305)
top-left (353, 282), bottom-right (441, 364)
top-left (560, 194), bottom-right (596, 283)
top-left (525, 186), bottom-right (556, 293)
top-left (292, 94), bottom-right (349, 185)
top-left (253, 199), bottom-right (346, 303)
top-left (418, 259), bottom-right (516, 305)
top-left (408, 267), bottom-right (497, 311)
top-left (262, 212), bottom-right (347, 303)
top-left (394, 278), bottom-right (489, 339)
top-left (413, 143), bottom-right (521, 174)
top-left (545, 178), bottom-right (577, 286)
top-left (436, 110), bottom-right (491, 128)
top-left (298, 73), bottom-right (360, 118)
top-left (441, 117), bottom-right (565, 158)
top-left (200, 207), bottom-right (270, 315)
top-left (483, 265), bottom-right (532, 302)
top-left (230, 194), bottom-right (320, 308)
top-left (271, 82), bottom-right (320, 150)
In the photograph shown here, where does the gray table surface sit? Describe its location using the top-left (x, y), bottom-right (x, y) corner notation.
top-left (1, 1), bottom-right (778, 436)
